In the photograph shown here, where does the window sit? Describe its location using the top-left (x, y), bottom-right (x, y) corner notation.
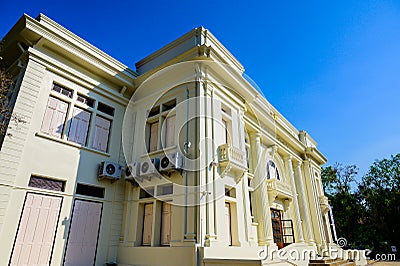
top-left (28, 175), bottom-right (65, 192)
top-left (68, 107), bottom-right (91, 145)
top-left (97, 102), bottom-right (114, 116)
top-left (52, 84), bottom-right (72, 98)
top-left (225, 186), bottom-right (236, 198)
top-left (76, 183), bottom-right (105, 198)
top-left (139, 188), bottom-right (154, 199)
top-left (77, 94), bottom-right (94, 107)
top-left (161, 202), bottom-right (172, 245)
top-left (92, 116), bottom-right (111, 152)
top-left (157, 184), bottom-right (173, 196)
top-left (41, 83), bottom-right (115, 153)
top-left (162, 99), bottom-right (176, 112)
top-left (146, 99), bottom-right (176, 152)
top-left (41, 96), bottom-right (68, 138)
top-left (266, 160), bottom-right (280, 180)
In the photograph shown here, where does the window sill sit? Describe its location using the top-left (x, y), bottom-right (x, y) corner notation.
top-left (35, 132), bottom-right (110, 157)
top-left (142, 145), bottom-right (178, 158)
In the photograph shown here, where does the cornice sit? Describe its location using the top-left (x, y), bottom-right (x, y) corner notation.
top-left (35, 14), bottom-right (138, 77)
top-left (28, 47), bottom-right (129, 106)
top-left (16, 14), bottom-right (137, 91)
top-left (135, 26), bottom-right (244, 74)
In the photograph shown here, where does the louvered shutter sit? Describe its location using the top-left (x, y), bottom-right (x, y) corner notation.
top-left (41, 97), bottom-right (68, 138)
top-left (92, 116), bottom-right (111, 152)
top-left (142, 203), bottom-right (153, 245)
top-left (165, 115), bottom-right (175, 147)
top-left (149, 122), bottom-right (158, 152)
top-left (225, 202), bottom-right (232, 245)
top-left (222, 119), bottom-right (228, 144)
top-left (161, 203), bottom-right (172, 245)
top-left (68, 107), bottom-right (91, 145)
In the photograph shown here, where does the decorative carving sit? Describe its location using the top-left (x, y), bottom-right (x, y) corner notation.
top-left (319, 195), bottom-right (330, 214)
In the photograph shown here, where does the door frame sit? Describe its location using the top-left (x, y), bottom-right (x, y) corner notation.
top-left (62, 198), bottom-right (103, 266)
top-left (9, 192), bottom-right (63, 266)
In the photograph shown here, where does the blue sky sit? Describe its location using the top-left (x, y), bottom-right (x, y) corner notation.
top-left (2, 1), bottom-right (400, 178)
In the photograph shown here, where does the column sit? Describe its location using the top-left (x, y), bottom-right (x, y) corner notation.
top-left (250, 132), bottom-right (274, 246)
top-left (284, 156), bottom-right (304, 243)
top-left (304, 159), bottom-right (326, 247)
top-left (294, 161), bottom-right (314, 244)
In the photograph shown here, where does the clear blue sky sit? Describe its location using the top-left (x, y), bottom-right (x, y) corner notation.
top-left (2, 1), bottom-right (400, 177)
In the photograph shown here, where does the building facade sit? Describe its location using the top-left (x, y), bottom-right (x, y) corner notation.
top-left (0, 14), bottom-right (348, 266)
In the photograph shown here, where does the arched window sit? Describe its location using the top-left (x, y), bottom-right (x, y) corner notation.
top-left (266, 160), bottom-right (280, 180)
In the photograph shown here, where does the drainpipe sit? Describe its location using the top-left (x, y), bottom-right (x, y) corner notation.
top-left (184, 87), bottom-right (190, 238)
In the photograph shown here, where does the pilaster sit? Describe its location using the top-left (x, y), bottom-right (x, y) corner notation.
top-left (294, 161), bottom-right (314, 244)
top-left (249, 132), bottom-right (274, 246)
top-left (284, 156), bottom-right (304, 243)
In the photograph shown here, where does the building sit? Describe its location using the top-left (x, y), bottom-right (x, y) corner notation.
top-left (0, 14), bottom-right (360, 266)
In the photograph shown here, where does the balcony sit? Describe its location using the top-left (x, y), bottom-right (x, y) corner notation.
top-left (266, 178), bottom-right (293, 204)
top-left (319, 195), bottom-right (330, 213)
top-left (217, 144), bottom-right (247, 178)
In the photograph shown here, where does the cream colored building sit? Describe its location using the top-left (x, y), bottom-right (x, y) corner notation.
top-left (0, 14), bottom-right (357, 266)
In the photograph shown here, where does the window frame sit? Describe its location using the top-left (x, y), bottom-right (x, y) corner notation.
top-left (146, 99), bottom-right (177, 153)
top-left (40, 83), bottom-right (114, 153)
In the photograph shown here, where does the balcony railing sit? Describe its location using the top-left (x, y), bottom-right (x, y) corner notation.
top-left (217, 143), bottom-right (247, 177)
top-left (266, 178), bottom-right (293, 201)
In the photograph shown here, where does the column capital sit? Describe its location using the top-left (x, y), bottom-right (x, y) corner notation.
top-left (249, 131), bottom-right (261, 140)
top-left (284, 155), bottom-right (293, 162)
top-left (267, 144), bottom-right (278, 157)
top-left (295, 160), bottom-right (302, 168)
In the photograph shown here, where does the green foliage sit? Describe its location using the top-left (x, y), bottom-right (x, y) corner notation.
top-left (359, 154), bottom-right (400, 250)
top-left (322, 163), bottom-right (358, 195)
top-left (322, 154), bottom-right (400, 251)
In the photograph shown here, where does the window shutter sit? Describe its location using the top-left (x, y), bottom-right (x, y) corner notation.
top-left (41, 97), bottom-right (68, 138)
top-left (142, 203), bottom-right (153, 245)
top-left (165, 115), bottom-right (175, 147)
top-left (222, 119), bottom-right (228, 144)
top-left (92, 116), bottom-right (111, 152)
top-left (149, 122), bottom-right (158, 152)
top-left (225, 202), bottom-right (232, 245)
top-left (68, 107), bottom-right (91, 145)
top-left (161, 203), bottom-right (172, 245)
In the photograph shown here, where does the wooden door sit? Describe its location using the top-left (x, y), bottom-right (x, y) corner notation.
top-left (10, 193), bottom-right (62, 266)
top-left (142, 203), bottom-right (153, 245)
top-left (271, 209), bottom-right (284, 249)
top-left (64, 200), bottom-right (102, 266)
top-left (161, 202), bottom-right (172, 245)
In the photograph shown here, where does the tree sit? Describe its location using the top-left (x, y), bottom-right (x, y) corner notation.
top-left (321, 163), bottom-right (358, 196)
top-left (359, 154), bottom-right (400, 251)
top-left (321, 163), bottom-right (368, 248)
top-left (0, 39), bottom-right (24, 139)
